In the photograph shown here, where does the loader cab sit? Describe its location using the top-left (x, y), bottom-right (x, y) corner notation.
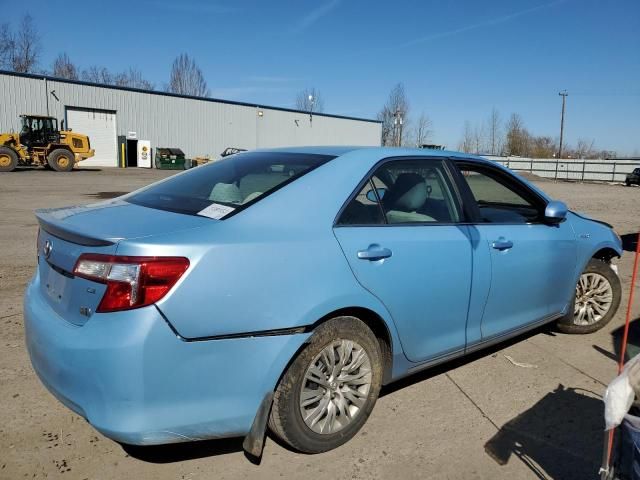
top-left (20, 115), bottom-right (60, 147)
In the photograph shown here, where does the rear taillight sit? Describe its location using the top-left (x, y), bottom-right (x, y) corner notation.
top-left (73, 254), bottom-right (189, 312)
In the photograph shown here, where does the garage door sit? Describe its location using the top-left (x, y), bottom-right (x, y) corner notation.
top-left (66, 108), bottom-right (117, 167)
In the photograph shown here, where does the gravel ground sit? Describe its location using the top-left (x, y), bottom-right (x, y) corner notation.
top-left (0, 167), bottom-right (638, 480)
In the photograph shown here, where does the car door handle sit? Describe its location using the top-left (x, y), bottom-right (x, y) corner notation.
top-left (491, 238), bottom-right (514, 250)
top-left (357, 245), bottom-right (392, 261)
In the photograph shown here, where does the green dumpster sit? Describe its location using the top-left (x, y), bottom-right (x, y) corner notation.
top-left (155, 148), bottom-right (189, 170)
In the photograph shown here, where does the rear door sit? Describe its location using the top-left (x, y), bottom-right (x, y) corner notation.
top-left (333, 157), bottom-right (473, 363)
top-left (453, 162), bottom-right (577, 341)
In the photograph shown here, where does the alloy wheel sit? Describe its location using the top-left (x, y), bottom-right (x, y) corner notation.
top-left (299, 339), bottom-right (372, 434)
top-left (573, 272), bottom-right (613, 326)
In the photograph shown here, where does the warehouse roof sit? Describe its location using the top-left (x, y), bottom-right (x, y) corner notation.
top-left (0, 70), bottom-right (381, 124)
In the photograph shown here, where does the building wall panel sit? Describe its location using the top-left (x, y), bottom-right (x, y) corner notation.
top-left (0, 72), bottom-right (381, 165)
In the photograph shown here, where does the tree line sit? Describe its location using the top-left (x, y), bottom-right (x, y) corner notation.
top-left (458, 111), bottom-right (610, 159)
top-left (1, 15), bottom-right (210, 97)
top-left (373, 81), bottom-right (610, 159)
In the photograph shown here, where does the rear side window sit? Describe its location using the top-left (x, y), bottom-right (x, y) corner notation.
top-left (337, 158), bottom-right (460, 225)
top-left (127, 152), bottom-right (335, 218)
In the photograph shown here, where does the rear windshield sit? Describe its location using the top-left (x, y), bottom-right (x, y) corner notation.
top-left (127, 151), bottom-right (335, 218)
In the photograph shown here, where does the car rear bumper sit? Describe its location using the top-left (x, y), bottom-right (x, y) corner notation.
top-left (24, 273), bottom-right (309, 445)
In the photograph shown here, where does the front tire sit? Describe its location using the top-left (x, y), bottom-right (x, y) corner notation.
top-left (47, 149), bottom-right (75, 172)
top-left (0, 146), bottom-right (18, 172)
top-left (557, 259), bottom-right (621, 334)
top-left (269, 316), bottom-right (382, 453)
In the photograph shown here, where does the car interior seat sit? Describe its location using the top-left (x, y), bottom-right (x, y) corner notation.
top-left (384, 173), bottom-right (436, 223)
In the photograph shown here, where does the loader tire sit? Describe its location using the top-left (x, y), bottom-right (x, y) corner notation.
top-left (47, 149), bottom-right (75, 172)
top-left (0, 146), bottom-right (18, 172)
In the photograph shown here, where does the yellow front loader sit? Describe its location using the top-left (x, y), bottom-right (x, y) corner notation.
top-left (0, 115), bottom-right (94, 172)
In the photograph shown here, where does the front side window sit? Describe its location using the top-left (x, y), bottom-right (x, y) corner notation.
top-left (127, 151), bottom-right (335, 217)
top-left (337, 159), bottom-right (460, 225)
top-left (459, 165), bottom-right (542, 224)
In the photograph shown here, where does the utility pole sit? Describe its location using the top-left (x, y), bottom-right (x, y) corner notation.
top-left (558, 90), bottom-right (568, 159)
top-left (555, 90), bottom-right (568, 180)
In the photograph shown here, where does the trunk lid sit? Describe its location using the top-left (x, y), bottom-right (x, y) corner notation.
top-left (35, 200), bottom-right (211, 325)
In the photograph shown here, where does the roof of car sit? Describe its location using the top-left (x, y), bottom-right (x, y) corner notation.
top-left (253, 145), bottom-right (487, 161)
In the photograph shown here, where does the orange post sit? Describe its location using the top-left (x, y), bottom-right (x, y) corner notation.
top-left (601, 231), bottom-right (640, 479)
top-left (619, 232), bottom-right (640, 373)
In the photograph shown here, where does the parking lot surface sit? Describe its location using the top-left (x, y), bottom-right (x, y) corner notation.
top-left (1, 167), bottom-right (638, 479)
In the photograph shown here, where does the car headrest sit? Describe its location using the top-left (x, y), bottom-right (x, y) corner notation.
top-left (387, 173), bottom-right (428, 211)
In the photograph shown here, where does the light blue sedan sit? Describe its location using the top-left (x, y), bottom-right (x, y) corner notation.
top-left (24, 147), bottom-right (622, 454)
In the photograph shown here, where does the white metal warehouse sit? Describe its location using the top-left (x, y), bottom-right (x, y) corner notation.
top-left (0, 70), bottom-right (382, 168)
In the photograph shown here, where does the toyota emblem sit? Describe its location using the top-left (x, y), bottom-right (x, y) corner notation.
top-left (43, 240), bottom-right (52, 259)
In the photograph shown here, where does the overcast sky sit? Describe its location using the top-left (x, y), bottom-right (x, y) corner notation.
top-left (7, 0), bottom-right (640, 154)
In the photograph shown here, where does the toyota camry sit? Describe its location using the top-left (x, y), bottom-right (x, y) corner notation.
top-left (24, 146), bottom-right (622, 454)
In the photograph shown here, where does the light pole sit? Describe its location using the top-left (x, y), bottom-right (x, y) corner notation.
top-left (393, 109), bottom-right (404, 147)
top-left (308, 94), bottom-right (315, 125)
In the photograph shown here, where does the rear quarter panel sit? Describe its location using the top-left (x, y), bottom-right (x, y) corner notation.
top-left (115, 149), bottom-right (406, 356)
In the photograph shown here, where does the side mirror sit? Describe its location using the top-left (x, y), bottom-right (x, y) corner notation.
top-left (544, 200), bottom-right (567, 224)
top-left (366, 188), bottom-right (386, 202)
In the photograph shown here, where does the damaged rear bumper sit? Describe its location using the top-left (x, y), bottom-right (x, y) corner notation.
top-left (24, 276), bottom-right (309, 445)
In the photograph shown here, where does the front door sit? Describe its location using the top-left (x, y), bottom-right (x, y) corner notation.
top-left (454, 163), bottom-right (577, 340)
top-left (333, 158), bottom-right (472, 363)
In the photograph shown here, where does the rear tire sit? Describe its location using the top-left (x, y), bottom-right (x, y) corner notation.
top-left (47, 149), bottom-right (75, 172)
top-left (0, 146), bottom-right (18, 172)
top-left (557, 259), bottom-right (621, 334)
top-left (269, 316), bottom-right (382, 453)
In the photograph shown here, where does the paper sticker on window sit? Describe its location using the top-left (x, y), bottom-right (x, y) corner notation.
top-left (197, 203), bottom-right (235, 219)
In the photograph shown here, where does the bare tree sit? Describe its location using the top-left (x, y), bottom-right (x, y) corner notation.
top-left (504, 113), bottom-right (530, 156)
top-left (413, 112), bottom-right (433, 147)
top-left (12, 15), bottom-right (40, 73)
top-left (81, 66), bottom-right (114, 84)
top-left (378, 83), bottom-right (410, 146)
top-left (167, 53), bottom-right (209, 97)
top-left (458, 121), bottom-right (475, 153)
top-left (0, 22), bottom-right (15, 70)
top-left (114, 67), bottom-right (154, 90)
top-left (473, 123), bottom-right (486, 154)
top-left (52, 53), bottom-right (78, 80)
top-left (574, 138), bottom-right (596, 159)
top-left (530, 136), bottom-right (557, 158)
top-left (295, 87), bottom-right (324, 113)
top-left (486, 107), bottom-right (502, 155)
